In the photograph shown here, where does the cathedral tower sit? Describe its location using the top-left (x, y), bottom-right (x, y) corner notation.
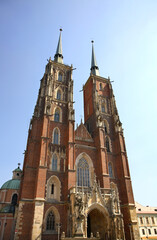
top-left (83, 41), bottom-right (139, 240)
top-left (15, 29), bottom-right (75, 240)
top-left (11, 32), bottom-right (139, 240)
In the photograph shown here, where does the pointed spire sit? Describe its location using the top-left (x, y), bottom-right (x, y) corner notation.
top-left (90, 40), bottom-right (100, 76)
top-left (54, 29), bottom-right (63, 64)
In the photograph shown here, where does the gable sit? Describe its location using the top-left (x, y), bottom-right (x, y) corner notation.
top-left (75, 123), bottom-right (93, 142)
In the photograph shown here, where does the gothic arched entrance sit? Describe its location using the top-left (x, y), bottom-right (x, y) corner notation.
top-left (87, 208), bottom-right (108, 240)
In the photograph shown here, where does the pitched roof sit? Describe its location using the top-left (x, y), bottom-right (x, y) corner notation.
top-left (75, 123), bottom-right (93, 142)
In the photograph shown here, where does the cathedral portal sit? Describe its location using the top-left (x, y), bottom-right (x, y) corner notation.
top-left (87, 208), bottom-right (108, 240)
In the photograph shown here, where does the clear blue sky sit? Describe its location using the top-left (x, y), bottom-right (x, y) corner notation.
top-left (0, 0), bottom-right (157, 206)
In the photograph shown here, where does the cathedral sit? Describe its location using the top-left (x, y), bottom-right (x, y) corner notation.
top-left (0, 30), bottom-right (140, 240)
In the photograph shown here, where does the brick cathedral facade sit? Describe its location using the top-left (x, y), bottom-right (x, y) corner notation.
top-left (0, 30), bottom-right (140, 240)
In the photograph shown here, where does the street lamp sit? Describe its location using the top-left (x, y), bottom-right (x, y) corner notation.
top-left (56, 223), bottom-right (61, 240)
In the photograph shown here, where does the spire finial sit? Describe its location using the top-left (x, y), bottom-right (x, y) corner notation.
top-left (90, 40), bottom-right (100, 76)
top-left (54, 29), bottom-right (63, 64)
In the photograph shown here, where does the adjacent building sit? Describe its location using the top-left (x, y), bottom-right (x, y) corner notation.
top-left (136, 202), bottom-right (157, 239)
top-left (0, 165), bottom-right (22, 240)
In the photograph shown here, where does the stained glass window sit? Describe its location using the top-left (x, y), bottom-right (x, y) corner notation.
top-left (108, 162), bottom-right (113, 178)
top-left (53, 128), bottom-right (59, 144)
top-left (57, 90), bottom-right (61, 100)
top-left (58, 73), bottom-right (62, 82)
top-left (77, 158), bottom-right (90, 187)
top-left (52, 154), bottom-right (57, 171)
top-left (101, 104), bottom-right (105, 113)
top-left (54, 109), bottom-right (60, 122)
top-left (46, 211), bottom-right (55, 230)
top-left (106, 137), bottom-right (110, 152)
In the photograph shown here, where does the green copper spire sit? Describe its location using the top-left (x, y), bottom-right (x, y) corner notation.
top-left (54, 29), bottom-right (63, 64)
top-left (90, 40), bottom-right (100, 76)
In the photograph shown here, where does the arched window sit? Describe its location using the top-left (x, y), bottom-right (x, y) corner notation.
top-left (108, 162), bottom-right (113, 178)
top-left (106, 137), bottom-right (110, 152)
top-left (104, 123), bottom-right (108, 134)
top-left (58, 73), bottom-right (62, 82)
top-left (77, 158), bottom-right (90, 187)
top-left (54, 109), bottom-right (60, 122)
top-left (51, 184), bottom-right (54, 194)
top-left (101, 104), bottom-right (105, 113)
top-left (11, 193), bottom-right (18, 206)
top-left (57, 90), bottom-right (61, 100)
top-left (47, 176), bottom-right (61, 201)
top-left (52, 154), bottom-right (58, 171)
top-left (53, 128), bottom-right (59, 144)
top-left (99, 83), bottom-right (102, 90)
top-left (46, 211), bottom-right (55, 230)
top-left (103, 120), bottom-right (109, 134)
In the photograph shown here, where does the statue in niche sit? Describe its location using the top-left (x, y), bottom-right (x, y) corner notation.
top-left (97, 115), bottom-right (103, 127)
top-left (46, 105), bottom-right (50, 115)
top-left (111, 187), bottom-right (120, 214)
top-left (74, 194), bottom-right (84, 219)
top-left (114, 200), bottom-right (119, 213)
top-left (68, 103), bottom-right (74, 120)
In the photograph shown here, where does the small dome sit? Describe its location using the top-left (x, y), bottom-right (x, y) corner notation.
top-left (1, 179), bottom-right (20, 190)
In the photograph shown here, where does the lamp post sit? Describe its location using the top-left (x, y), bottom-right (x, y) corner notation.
top-left (57, 223), bottom-right (61, 240)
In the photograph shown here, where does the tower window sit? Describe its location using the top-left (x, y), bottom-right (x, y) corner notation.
top-left (46, 211), bottom-right (55, 230)
top-left (148, 229), bottom-right (151, 235)
top-left (142, 229), bottom-right (145, 235)
top-left (108, 162), bottom-right (113, 178)
top-left (101, 104), bottom-right (105, 113)
top-left (105, 137), bottom-right (110, 152)
top-left (52, 154), bottom-right (58, 171)
top-left (103, 120), bottom-right (109, 134)
top-left (154, 229), bottom-right (157, 234)
top-left (99, 83), bottom-right (102, 90)
top-left (53, 128), bottom-right (59, 144)
top-left (104, 124), bottom-right (107, 134)
top-left (77, 158), bottom-right (90, 187)
top-left (51, 184), bottom-right (54, 194)
top-left (58, 73), bottom-right (62, 82)
top-left (11, 194), bottom-right (18, 206)
top-left (54, 109), bottom-right (60, 122)
top-left (57, 90), bottom-right (61, 100)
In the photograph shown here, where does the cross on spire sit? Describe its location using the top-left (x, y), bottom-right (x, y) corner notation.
top-left (90, 40), bottom-right (100, 76)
